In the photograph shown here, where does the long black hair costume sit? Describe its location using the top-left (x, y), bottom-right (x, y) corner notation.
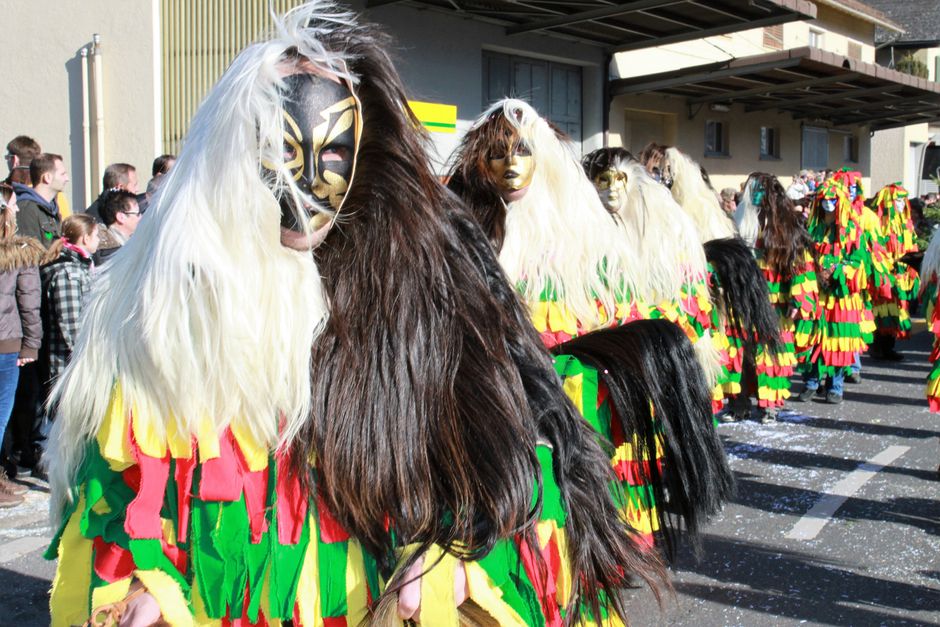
top-left (733, 173), bottom-right (821, 417)
top-left (644, 146), bottom-right (782, 410)
top-left (46, 3), bottom-right (669, 625)
top-left (448, 100), bottom-right (734, 562)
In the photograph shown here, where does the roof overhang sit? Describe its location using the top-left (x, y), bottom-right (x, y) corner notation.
top-left (610, 46), bottom-right (940, 131)
top-left (365, 0), bottom-right (816, 52)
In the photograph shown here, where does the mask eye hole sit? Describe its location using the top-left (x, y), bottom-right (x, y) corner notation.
top-left (322, 145), bottom-right (351, 163)
top-left (515, 142), bottom-right (531, 157)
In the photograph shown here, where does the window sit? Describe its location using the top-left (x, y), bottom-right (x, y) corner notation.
top-left (482, 51), bottom-right (583, 143)
top-left (704, 121), bottom-right (729, 157)
top-left (843, 135), bottom-right (859, 163)
top-left (802, 126), bottom-right (829, 170)
top-left (809, 29), bottom-right (823, 48)
top-left (763, 25), bottom-right (783, 51)
top-left (760, 127), bottom-right (780, 159)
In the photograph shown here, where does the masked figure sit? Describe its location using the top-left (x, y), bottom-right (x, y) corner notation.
top-left (798, 170), bottom-right (873, 403)
top-left (643, 146), bottom-right (782, 419)
top-left (921, 234), bottom-right (940, 412)
top-left (868, 183), bottom-right (920, 356)
top-left (448, 100), bottom-right (734, 559)
top-left (583, 147), bottom-right (727, 412)
top-left (732, 173), bottom-right (821, 419)
top-left (46, 4), bottom-right (671, 625)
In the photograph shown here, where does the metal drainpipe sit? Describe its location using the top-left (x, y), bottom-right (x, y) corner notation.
top-left (92, 34), bottom-right (105, 197)
top-left (603, 52), bottom-right (612, 148)
top-left (80, 47), bottom-right (91, 207)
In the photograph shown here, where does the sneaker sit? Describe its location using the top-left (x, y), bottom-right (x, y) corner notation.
top-left (844, 372), bottom-right (862, 384)
top-left (826, 391), bottom-right (844, 404)
top-left (718, 411), bottom-right (738, 423)
top-left (797, 387), bottom-right (817, 402)
top-left (758, 409), bottom-right (778, 424)
top-left (0, 490), bottom-right (24, 508)
top-left (0, 476), bottom-right (27, 496)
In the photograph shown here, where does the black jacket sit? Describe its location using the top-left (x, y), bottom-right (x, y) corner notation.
top-left (14, 184), bottom-right (61, 248)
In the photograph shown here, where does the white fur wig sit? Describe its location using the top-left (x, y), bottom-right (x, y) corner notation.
top-left (482, 99), bottom-right (638, 330)
top-left (735, 174), bottom-right (761, 249)
top-left (665, 147), bottom-right (737, 242)
top-left (47, 2), bottom-right (354, 510)
top-left (613, 157), bottom-right (709, 301)
top-left (923, 231), bottom-right (940, 285)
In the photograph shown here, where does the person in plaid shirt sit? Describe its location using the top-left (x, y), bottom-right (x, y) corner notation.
top-left (39, 215), bottom-right (99, 435)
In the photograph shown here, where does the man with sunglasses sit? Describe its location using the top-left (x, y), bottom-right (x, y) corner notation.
top-left (94, 188), bottom-right (141, 264)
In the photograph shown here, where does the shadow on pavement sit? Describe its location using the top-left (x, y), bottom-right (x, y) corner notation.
top-left (774, 413), bottom-right (940, 440)
top-left (724, 437), bottom-right (940, 482)
top-left (732, 476), bottom-right (940, 538)
top-left (673, 534), bottom-right (940, 625)
top-left (0, 568), bottom-right (49, 625)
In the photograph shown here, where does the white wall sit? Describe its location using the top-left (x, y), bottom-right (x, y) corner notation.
top-left (356, 1), bottom-right (606, 170)
top-left (0, 0), bottom-right (159, 209)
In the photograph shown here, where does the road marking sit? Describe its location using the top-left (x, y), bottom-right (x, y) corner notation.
top-left (785, 445), bottom-right (909, 541)
top-left (0, 535), bottom-right (50, 564)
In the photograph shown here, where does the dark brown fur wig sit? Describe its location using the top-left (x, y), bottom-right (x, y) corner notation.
top-left (751, 172), bottom-right (816, 281)
top-left (294, 16), bottom-right (664, 623)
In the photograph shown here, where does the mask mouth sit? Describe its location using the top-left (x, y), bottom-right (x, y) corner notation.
top-left (504, 169), bottom-right (520, 180)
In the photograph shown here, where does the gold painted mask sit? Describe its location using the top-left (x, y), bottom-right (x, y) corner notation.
top-left (272, 72), bottom-right (362, 235)
top-left (594, 168), bottom-right (628, 214)
top-left (487, 139), bottom-right (535, 200)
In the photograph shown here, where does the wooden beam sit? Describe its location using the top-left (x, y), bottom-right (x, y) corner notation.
top-left (506, 0), bottom-right (683, 36)
top-left (611, 57), bottom-right (801, 96)
top-left (745, 83), bottom-right (897, 112)
top-left (688, 71), bottom-right (861, 105)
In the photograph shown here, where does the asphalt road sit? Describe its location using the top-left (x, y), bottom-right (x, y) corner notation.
top-left (1, 330), bottom-right (938, 626)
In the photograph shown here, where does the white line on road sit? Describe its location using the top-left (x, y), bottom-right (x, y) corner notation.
top-left (785, 445), bottom-right (910, 541)
top-left (0, 535), bottom-right (50, 564)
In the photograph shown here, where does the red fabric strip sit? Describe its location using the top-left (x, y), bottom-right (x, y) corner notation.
top-left (174, 442), bottom-right (197, 544)
top-left (93, 536), bottom-right (136, 583)
top-left (200, 430), bottom-right (244, 502)
top-left (276, 452), bottom-right (307, 545)
top-left (317, 493), bottom-right (350, 543)
top-left (125, 429), bottom-right (171, 540)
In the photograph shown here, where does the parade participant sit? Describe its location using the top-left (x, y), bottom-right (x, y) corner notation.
top-left (449, 100), bottom-right (734, 557)
top-left (868, 183), bottom-right (920, 359)
top-left (46, 4), bottom-right (665, 625)
top-left (643, 145), bottom-right (781, 418)
top-left (733, 173), bottom-right (820, 421)
top-left (799, 171), bottom-right (870, 404)
top-left (921, 233), bottom-right (940, 412)
top-left (581, 147), bottom-right (725, 402)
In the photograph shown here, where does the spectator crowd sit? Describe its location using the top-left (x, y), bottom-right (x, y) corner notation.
top-left (0, 134), bottom-right (174, 508)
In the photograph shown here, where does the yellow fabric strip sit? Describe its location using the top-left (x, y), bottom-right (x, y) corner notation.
top-left (135, 568), bottom-right (195, 627)
top-left (97, 383), bottom-right (134, 469)
top-left (294, 514), bottom-right (322, 626)
top-left (464, 562), bottom-right (528, 627)
top-left (230, 420), bottom-right (269, 472)
top-left (418, 545), bottom-right (459, 626)
top-left (562, 373), bottom-right (585, 416)
top-left (90, 578), bottom-right (133, 618)
top-left (346, 540), bottom-right (371, 626)
top-left (50, 495), bottom-right (93, 627)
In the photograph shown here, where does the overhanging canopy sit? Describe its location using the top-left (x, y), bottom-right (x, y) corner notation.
top-left (610, 46), bottom-right (940, 131)
top-left (366, 0), bottom-right (816, 51)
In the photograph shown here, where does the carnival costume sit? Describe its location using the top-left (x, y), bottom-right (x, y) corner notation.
top-left (869, 183), bottom-right (920, 340)
top-left (801, 171), bottom-right (870, 382)
top-left (733, 173), bottom-right (821, 411)
top-left (652, 147), bottom-right (781, 412)
top-left (46, 5), bottom-right (667, 625)
top-left (921, 233), bottom-right (940, 411)
top-left (448, 100), bottom-right (734, 556)
top-left (581, 147), bottom-right (726, 412)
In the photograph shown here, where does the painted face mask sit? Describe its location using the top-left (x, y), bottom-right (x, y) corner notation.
top-left (487, 138), bottom-right (535, 201)
top-left (272, 72), bottom-right (362, 235)
top-left (594, 168), bottom-right (628, 214)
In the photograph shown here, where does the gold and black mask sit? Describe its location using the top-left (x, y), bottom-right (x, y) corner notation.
top-left (275, 72), bottom-right (362, 233)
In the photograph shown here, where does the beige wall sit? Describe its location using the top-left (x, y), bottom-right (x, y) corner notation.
top-left (0, 0), bottom-right (159, 209)
top-left (608, 93), bottom-right (871, 193)
top-left (612, 3), bottom-right (878, 80)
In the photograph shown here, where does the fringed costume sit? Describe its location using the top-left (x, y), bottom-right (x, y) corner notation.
top-left (733, 173), bottom-right (821, 414)
top-left (581, 148), bottom-right (727, 414)
top-left (47, 5), bottom-right (671, 625)
top-left (448, 101), bottom-right (734, 557)
top-left (802, 171), bottom-right (870, 381)
top-left (652, 147), bottom-right (781, 414)
top-left (870, 183), bottom-right (920, 339)
top-left (921, 234), bottom-right (940, 411)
